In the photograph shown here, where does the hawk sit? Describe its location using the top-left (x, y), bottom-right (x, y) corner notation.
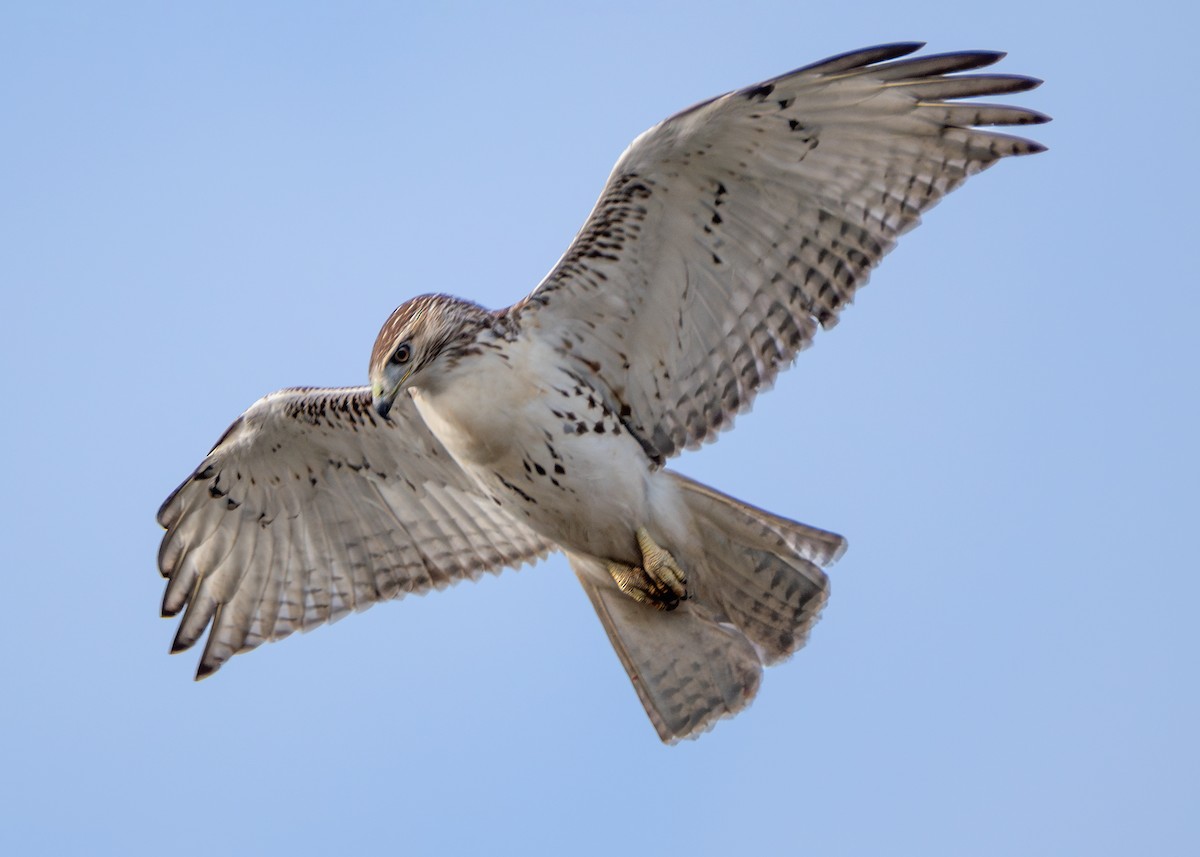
top-left (158, 43), bottom-right (1047, 742)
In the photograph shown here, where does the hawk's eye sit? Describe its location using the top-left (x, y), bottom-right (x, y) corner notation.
top-left (391, 343), bottom-right (412, 365)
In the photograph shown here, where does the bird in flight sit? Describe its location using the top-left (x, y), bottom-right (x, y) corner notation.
top-left (158, 43), bottom-right (1047, 742)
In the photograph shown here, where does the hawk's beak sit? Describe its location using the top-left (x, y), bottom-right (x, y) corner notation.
top-left (373, 367), bottom-right (414, 418)
top-left (372, 381), bottom-right (396, 419)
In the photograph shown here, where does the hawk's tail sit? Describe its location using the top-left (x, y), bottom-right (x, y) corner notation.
top-left (569, 472), bottom-right (846, 743)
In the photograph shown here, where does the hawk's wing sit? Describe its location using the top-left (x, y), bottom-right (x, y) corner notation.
top-left (157, 386), bottom-right (552, 677)
top-left (514, 43), bottom-right (1047, 462)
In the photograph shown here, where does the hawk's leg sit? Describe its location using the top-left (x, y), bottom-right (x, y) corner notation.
top-left (605, 527), bottom-right (689, 611)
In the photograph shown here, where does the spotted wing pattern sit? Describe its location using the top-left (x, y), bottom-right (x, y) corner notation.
top-left (517, 43), bottom-right (1047, 462)
top-left (157, 386), bottom-right (552, 677)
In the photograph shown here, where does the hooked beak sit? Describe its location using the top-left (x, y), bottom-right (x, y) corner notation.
top-left (372, 365), bottom-right (414, 418)
top-left (372, 380), bottom-right (397, 418)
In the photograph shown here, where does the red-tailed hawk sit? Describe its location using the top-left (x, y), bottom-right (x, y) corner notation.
top-left (158, 43), bottom-right (1047, 742)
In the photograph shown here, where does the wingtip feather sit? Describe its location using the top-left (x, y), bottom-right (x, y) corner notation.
top-left (157, 535), bottom-right (180, 579)
top-left (798, 41), bottom-right (926, 75)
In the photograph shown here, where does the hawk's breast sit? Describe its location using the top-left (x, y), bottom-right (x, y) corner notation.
top-left (411, 337), bottom-right (662, 561)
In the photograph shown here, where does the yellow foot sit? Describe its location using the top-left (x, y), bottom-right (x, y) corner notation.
top-left (605, 527), bottom-right (689, 611)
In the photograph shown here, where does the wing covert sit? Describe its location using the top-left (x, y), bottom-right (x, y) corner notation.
top-left (157, 386), bottom-right (551, 677)
top-left (515, 43), bottom-right (1047, 462)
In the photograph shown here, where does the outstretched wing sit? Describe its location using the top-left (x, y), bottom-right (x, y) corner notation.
top-left (157, 386), bottom-right (552, 677)
top-left (514, 43), bottom-right (1048, 463)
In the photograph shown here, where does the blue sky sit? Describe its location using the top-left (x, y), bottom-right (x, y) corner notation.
top-left (3, 2), bottom-right (1196, 854)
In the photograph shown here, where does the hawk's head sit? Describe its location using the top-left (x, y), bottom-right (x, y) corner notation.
top-left (368, 293), bottom-right (491, 417)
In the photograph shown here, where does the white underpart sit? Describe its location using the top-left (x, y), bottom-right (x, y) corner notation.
top-left (411, 334), bottom-right (692, 564)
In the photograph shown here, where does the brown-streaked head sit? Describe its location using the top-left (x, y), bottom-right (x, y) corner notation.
top-left (369, 294), bottom-right (488, 417)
